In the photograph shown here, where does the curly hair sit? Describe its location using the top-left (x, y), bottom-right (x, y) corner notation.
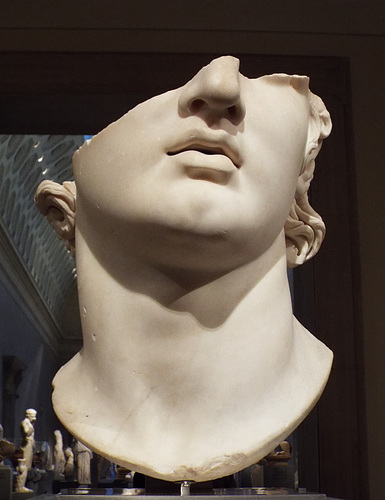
top-left (285, 90), bottom-right (332, 268)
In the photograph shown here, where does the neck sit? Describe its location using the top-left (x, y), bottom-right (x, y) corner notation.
top-left (75, 229), bottom-right (294, 361)
top-left (52, 228), bottom-right (332, 482)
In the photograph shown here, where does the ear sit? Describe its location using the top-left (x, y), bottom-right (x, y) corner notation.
top-left (34, 180), bottom-right (76, 255)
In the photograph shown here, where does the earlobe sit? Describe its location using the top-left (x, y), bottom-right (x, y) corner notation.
top-left (34, 180), bottom-right (76, 255)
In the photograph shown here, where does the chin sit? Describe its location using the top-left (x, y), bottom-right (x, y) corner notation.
top-left (147, 218), bottom-right (259, 267)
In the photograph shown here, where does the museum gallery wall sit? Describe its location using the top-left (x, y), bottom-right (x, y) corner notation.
top-left (0, 52), bottom-right (363, 499)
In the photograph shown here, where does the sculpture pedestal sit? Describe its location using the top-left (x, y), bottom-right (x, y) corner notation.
top-left (0, 466), bottom-right (12, 500)
top-left (12, 494), bottom-right (35, 500)
top-left (35, 492), bottom-right (330, 499)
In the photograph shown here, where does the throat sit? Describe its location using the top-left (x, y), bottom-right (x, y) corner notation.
top-left (168, 251), bottom-right (291, 328)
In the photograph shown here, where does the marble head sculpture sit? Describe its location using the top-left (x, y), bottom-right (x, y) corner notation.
top-left (35, 56), bottom-right (333, 482)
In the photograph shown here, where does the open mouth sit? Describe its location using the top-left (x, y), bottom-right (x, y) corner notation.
top-left (167, 144), bottom-right (240, 169)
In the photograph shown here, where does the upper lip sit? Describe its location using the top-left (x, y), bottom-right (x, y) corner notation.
top-left (167, 128), bottom-right (242, 168)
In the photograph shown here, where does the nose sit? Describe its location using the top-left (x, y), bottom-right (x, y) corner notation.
top-left (178, 56), bottom-right (246, 124)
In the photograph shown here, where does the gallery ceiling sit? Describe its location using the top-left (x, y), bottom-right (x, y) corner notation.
top-left (0, 134), bottom-right (83, 353)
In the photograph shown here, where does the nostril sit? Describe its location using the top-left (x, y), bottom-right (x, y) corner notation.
top-left (189, 99), bottom-right (205, 113)
top-left (228, 105), bottom-right (238, 118)
top-left (188, 100), bottom-right (244, 123)
top-left (230, 100), bottom-right (246, 123)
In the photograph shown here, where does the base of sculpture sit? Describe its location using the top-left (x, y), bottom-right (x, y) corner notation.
top-left (50, 487), bottom-right (146, 495)
top-left (33, 492), bottom-right (329, 499)
top-left (12, 491), bottom-right (36, 500)
top-left (0, 466), bottom-right (12, 500)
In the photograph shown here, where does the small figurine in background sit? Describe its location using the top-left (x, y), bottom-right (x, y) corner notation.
top-left (53, 430), bottom-right (65, 480)
top-left (74, 440), bottom-right (93, 485)
top-left (0, 423), bottom-right (15, 465)
top-left (20, 409), bottom-right (37, 469)
top-left (15, 408), bottom-right (37, 492)
top-left (64, 447), bottom-right (75, 480)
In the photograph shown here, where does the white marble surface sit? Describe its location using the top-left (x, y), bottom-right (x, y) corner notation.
top-left (35, 56), bottom-right (333, 483)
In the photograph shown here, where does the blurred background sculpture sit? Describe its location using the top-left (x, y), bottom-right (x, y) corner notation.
top-left (35, 56), bottom-right (332, 483)
top-left (15, 408), bottom-right (37, 492)
top-left (64, 447), bottom-right (75, 480)
top-left (39, 441), bottom-right (52, 473)
top-left (0, 423), bottom-right (15, 465)
top-left (53, 429), bottom-right (65, 480)
top-left (74, 440), bottom-right (93, 485)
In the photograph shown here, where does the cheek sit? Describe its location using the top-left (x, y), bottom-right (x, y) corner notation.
top-left (243, 157), bottom-right (300, 211)
top-left (240, 128), bottom-right (306, 226)
top-left (237, 162), bottom-right (299, 251)
top-left (242, 87), bottom-right (309, 184)
top-left (74, 142), bottom-right (151, 214)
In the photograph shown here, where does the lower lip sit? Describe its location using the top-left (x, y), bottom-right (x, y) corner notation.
top-left (171, 151), bottom-right (236, 184)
